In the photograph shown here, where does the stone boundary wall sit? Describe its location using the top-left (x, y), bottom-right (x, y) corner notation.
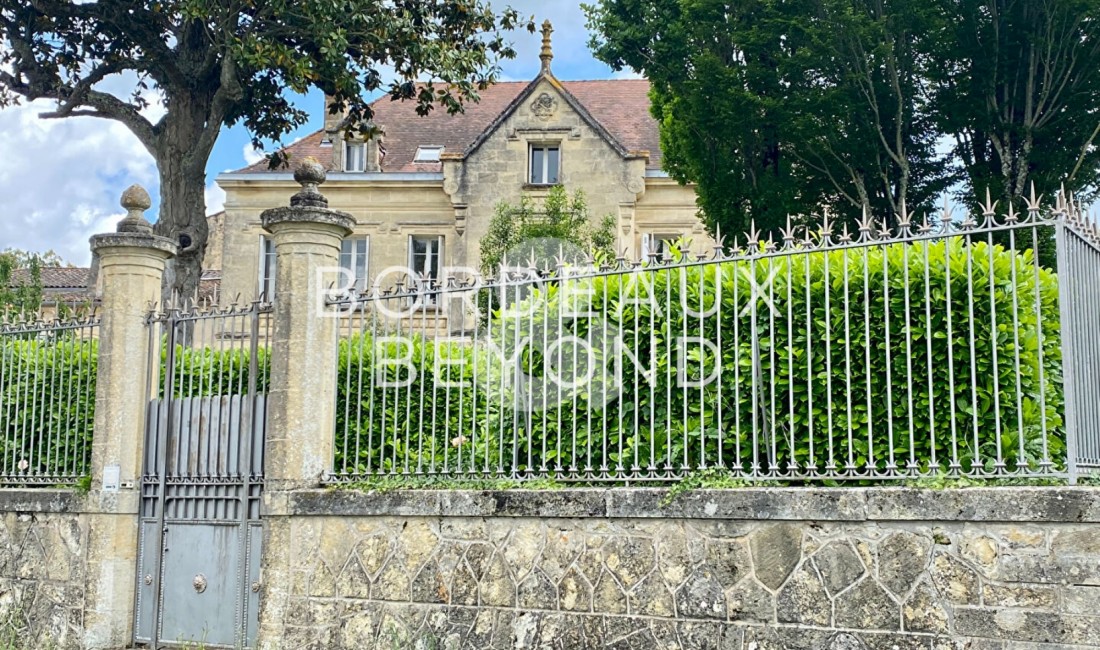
top-left (0, 490), bottom-right (88, 650)
top-left (261, 487), bottom-right (1100, 650)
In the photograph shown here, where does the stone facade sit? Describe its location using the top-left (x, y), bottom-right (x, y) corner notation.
top-left (0, 492), bottom-right (88, 650)
top-left (216, 50), bottom-right (707, 304)
top-left (439, 77), bottom-right (705, 271)
top-left (260, 487), bottom-right (1100, 650)
top-left (217, 164), bottom-right (704, 306)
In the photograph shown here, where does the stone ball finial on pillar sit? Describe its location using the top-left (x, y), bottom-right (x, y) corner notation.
top-left (117, 184), bottom-right (154, 234)
top-left (290, 156), bottom-right (329, 209)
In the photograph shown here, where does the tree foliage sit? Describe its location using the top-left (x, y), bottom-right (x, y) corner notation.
top-left (584, 0), bottom-right (1100, 237)
top-left (0, 248), bottom-right (65, 268)
top-left (928, 0), bottom-right (1100, 210)
top-left (479, 186), bottom-right (617, 276)
top-left (0, 250), bottom-right (43, 316)
top-left (0, 0), bottom-right (533, 299)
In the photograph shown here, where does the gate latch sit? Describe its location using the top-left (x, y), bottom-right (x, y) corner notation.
top-left (193, 573), bottom-right (208, 593)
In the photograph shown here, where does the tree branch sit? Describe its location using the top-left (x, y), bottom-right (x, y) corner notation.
top-left (42, 60), bottom-right (121, 117)
top-left (40, 89), bottom-right (158, 157)
top-left (187, 53), bottom-right (242, 173)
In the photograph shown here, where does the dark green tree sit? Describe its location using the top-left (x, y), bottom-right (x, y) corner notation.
top-left (585, 0), bottom-right (953, 238)
top-left (1, 1), bottom-right (532, 300)
top-left (928, 0), bottom-right (1100, 209)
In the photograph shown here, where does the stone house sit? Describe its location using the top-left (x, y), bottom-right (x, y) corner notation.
top-left (213, 22), bottom-right (708, 302)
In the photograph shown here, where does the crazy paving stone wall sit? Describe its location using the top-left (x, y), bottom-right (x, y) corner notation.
top-left (269, 488), bottom-right (1100, 650)
top-left (0, 493), bottom-right (87, 650)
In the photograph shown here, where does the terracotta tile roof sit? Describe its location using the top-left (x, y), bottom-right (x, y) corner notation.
top-left (7, 268), bottom-right (221, 304)
top-left (236, 78), bottom-right (660, 174)
top-left (10, 267), bottom-right (90, 290)
top-left (568, 80), bottom-right (660, 165)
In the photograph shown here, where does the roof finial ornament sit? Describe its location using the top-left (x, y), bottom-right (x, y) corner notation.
top-left (540, 19), bottom-right (554, 74)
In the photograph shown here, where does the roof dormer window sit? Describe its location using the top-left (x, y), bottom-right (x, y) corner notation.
top-left (414, 146), bottom-right (443, 163)
top-left (344, 140), bottom-right (366, 172)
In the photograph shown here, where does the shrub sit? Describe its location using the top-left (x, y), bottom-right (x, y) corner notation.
top-left (0, 237), bottom-right (1064, 483)
top-left (0, 337), bottom-right (97, 479)
top-left (333, 333), bottom-right (504, 475)
top-left (479, 186), bottom-right (617, 276)
top-left (492, 238), bottom-right (1063, 477)
top-left (0, 338), bottom-right (271, 482)
top-left (162, 345), bottom-right (270, 397)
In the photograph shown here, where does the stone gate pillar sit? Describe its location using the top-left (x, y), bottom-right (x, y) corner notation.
top-left (260, 158), bottom-right (354, 490)
top-left (256, 158), bottom-right (353, 649)
top-left (83, 185), bottom-right (177, 648)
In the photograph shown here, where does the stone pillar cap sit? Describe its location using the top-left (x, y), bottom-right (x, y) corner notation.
top-left (118, 184), bottom-right (154, 234)
top-left (89, 184), bottom-right (178, 256)
top-left (261, 158), bottom-right (355, 234)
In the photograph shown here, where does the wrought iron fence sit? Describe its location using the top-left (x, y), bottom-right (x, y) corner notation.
top-left (1059, 207), bottom-right (1100, 474)
top-left (328, 194), bottom-right (1100, 483)
top-left (143, 299), bottom-right (272, 484)
top-left (0, 312), bottom-right (99, 485)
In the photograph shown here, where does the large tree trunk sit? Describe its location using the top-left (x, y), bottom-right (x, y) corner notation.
top-left (153, 93), bottom-right (214, 304)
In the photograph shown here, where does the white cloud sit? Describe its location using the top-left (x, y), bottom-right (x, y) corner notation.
top-left (243, 144), bottom-right (265, 165)
top-left (139, 88), bottom-right (167, 124)
top-left (204, 181), bottom-right (226, 215)
top-left (0, 100), bottom-right (156, 266)
top-left (611, 68), bottom-right (645, 80)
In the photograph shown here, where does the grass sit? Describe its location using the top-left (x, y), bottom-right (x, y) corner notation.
top-left (331, 468), bottom-right (1099, 497)
top-left (331, 475), bottom-right (565, 493)
top-left (0, 610), bottom-right (56, 650)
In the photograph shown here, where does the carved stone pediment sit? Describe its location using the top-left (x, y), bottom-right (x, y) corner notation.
top-left (531, 92), bottom-right (558, 121)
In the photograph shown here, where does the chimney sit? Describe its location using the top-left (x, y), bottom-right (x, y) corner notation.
top-left (365, 132), bottom-right (384, 172)
top-left (322, 94), bottom-right (347, 138)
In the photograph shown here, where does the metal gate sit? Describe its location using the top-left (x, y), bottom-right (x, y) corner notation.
top-left (135, 301), bottom-right (271, 648)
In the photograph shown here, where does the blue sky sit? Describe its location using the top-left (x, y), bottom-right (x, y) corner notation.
top-left (0, 0), bottom-right (632, 266)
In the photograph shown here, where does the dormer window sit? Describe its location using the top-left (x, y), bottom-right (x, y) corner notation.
top-left (344, 140), bottom-right (366, 172)
top-left (529, 144), bottom-right (560, 185)
top-left (414, 146), bottom-right (443, 163)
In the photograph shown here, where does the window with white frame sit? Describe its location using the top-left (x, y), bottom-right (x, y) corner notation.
top-left (340, 236), bottom-right (369, 291)
top-left (414, 146), bottom-right (443, 162)
top-left (529, 143), bottom-right (560, 185)
top-left (641, 233), bottom-right (680, 263)
top-left (409, 235), bottom-right (443, 304)
top-left (258, 235), bottom-right (276, 297)
top-left (344, 140), bottom-right (366, 172)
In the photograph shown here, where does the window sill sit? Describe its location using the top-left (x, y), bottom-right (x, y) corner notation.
top-left (523, 183), bottom-right (562, 191)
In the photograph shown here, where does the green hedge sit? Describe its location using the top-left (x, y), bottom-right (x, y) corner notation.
top-left (338, 238), bottom-right (1063, 478)
top-left (160, 345), bottom-right (271, 397)
top-left (334, 335), bottom-right (503, 475)
top-left (0, 337), bottom-right (98, 479)
top-left (489, 238), bottom-right (1064, 476)
top-left (0, 340), bottom-right (272, 481)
